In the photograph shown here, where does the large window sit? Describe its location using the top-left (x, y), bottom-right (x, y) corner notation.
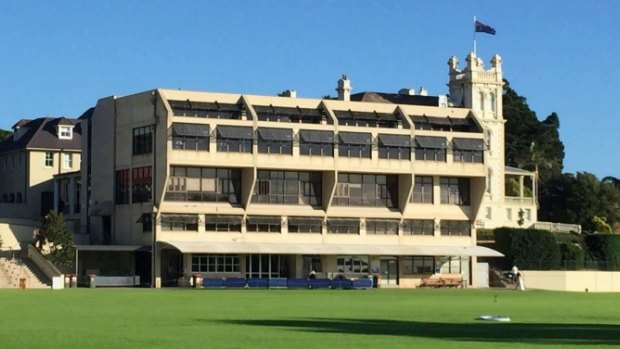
top-left (302, 256), bottom-right (323, 275)
top-left (327, 218), bottom-right (359, 235)
top-left (440, 177), bottom-right (470, 205)
top-left (165, 167), bottom-right (241, 204)
top-left (337, 256), bottom-right (369, 273)
top-left (402, 219), bottom-right (434, 236)
top-left (378, 134), bottom-right (411, 160)
top-left (216, 126), bottom-right (253, 153)
top-left (255, 105), bottom-right (323, 124)
top-left (252, 170), bottom-right (321, 206)
top-left (169, 101), bottom-right (243, 119)
top-left (338, 132), bottom-right (372, 158)
top-left (133, 126), bottom-right (153, 155)
top-left (334, 110), bottom-right (400, 128)
top-left (333, 173), bottom-right (398, 209)
top-left (58, 125), bottom-right (73, 139)
top-left (115, 169), bottom-right (130, 204)
top-left (299, 130), bottom-right (334, 156)
top-left (257, 128), bottom-right (293, 155)
top-left (403, 256), bottom-right (435, 274)
top-left (132, 166), bottom-right (152, 203)
top-left (160, 215), bottom-right (198, 231)
top-left (452, 138), bottom-right (484, 163)
top-left (365, 219), bottom-right (399, 235)
top-left (412, 176), bottom-right (433, 203)
top-left (439, 220), bottom-right (470, 236)
top-left (288, 217), bottom-right (323, 234)
top-left (246, 216), bottom-right (281, 233)
top-left (192, 254), bottom-right (240, 273)
top-left (414, 136), bottom-right (447, 161)
top-left (63, 153), bottom-right (73, 169)
top-left (205, 215), bottom-right (242, 232)
top-left (171, 123), bottom-right (210, 151)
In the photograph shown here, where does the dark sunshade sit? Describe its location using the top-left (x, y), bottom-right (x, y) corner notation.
top-left (172, 123), bottom-right (210, 137)
top-left (299, 130), bottom-right (334, 143)
top-left (217, 126), bottom-right (254, 139)
top-left (338, 132), bottom-right (372, 145)
top-left (415, 136), bottom-right (447, 149)
top-left (378, 134), bottom-right (411, 147)
top-left (288, 217), bottom-right (324, 225)
top-left (327, 218), bottom-right (360, 226)
top-left (161, 215), bottom-right (198, 223)
top-left (257, 127), bottom-right (293, 141)
top-left (206, 215), bottom-right (243, 224)
top-left (246, 216), bottom-right (281, 225)
top-left (452, 138), bottom-right (484, 151)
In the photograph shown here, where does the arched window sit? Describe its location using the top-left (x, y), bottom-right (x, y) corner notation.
top-left (487, 168), bottom-right (493, 194)
top-left (489, 93), bottom-right (496, 113)
top-left (479, 92), bottom-right (485, 111)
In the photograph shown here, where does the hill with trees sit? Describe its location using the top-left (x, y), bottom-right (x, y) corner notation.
top-left (0, 129), bottom-right (11, 142)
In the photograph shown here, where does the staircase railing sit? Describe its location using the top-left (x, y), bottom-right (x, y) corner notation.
top-left (26, 245), bottom-right (62, 280)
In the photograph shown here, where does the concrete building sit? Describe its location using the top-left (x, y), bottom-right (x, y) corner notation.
top-left (0, 117), bottom-right (82, 224)
top-left (79, 52), bottom-right (536, 288)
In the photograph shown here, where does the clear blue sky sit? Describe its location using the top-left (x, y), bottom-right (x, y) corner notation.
top-left (1, 1), bottom-right (618, 178)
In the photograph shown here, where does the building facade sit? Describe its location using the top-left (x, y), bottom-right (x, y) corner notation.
top-left (80, 53), bottom-right (536, 288)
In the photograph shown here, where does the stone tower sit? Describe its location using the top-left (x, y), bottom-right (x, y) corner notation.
top-left (447, 52), bottom-right (505, 225)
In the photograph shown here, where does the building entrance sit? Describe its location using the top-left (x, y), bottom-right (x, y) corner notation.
top-left (379, 257), bottom-right (398, 286)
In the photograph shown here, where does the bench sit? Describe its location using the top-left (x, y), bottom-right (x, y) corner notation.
top-left (418, 275), bottom-right (463, 288)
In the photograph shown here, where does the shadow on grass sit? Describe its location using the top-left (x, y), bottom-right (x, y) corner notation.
top-left (213, 318), bottom-right (620, 345)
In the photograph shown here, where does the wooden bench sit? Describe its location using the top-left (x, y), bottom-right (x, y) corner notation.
top-left (417, 275), bottom-right (463, 288)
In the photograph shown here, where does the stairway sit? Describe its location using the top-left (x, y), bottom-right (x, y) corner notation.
top-left (0, 257), bottom-right (51, 289)
top-left (489, 269), bottom-right (515, 288)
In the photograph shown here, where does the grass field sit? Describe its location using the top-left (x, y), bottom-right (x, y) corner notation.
top-left (0, 288), bottom-right (619, 349)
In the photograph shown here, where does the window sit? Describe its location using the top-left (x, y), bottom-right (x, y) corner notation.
top-left (44, 152), bottom-right (53, 167)
top-left (138, 214), bottom-right (152, 233)
top-left (205, 215), bottom-right (242, 232)
top-left (133, 126), bottom-right (153, 155)
top-left (336, 256), bottom-right (369, 273)
top-left (115, 169), bottom-right (130, 204)
top-left (333, 173), bottom-right (398, 208)
top-left (299, 130), bottom-right (334, 157)
top-left (327, 218), bottom-right (359, 235)
top-left (132, 166), bottom-right (152, 203)
top-left (403, 256), bottom-right (435, 274)
top-left (288, 217), bottom-right (323, 234)
top-left (216, 126), bottom-right (253, 153)
top-left (440, 177), bottom-right (470, 205)
top-left (506, 208), bottom-right (513, 220)
top-left (255, 105), bottom-right (323, 124)
top-left (334, 110), bottom-right (401, 128)
top-left (58, 125), bottom-right (73, 139)
top-left (246, 216), bottom-right (281, 233)
top-left (165, 167), bottom-right (241, 204)
top-left (171, 123), bottom-right (210, 151)
top-left (169, 100), bottom-right (243, 119)
top-left (15, 192), bottom-right (22, 203)
top-left (479, 92), bottom-right (485, 111)
top-left (439, 220), bottom-right (470, 236)
top-left (160, 215), bottom-right (198, 231)
top-left (378, 134), bottom-right (411, 160)
top-left (437, 256), bottom-right (467, 274)
top-left (251, 170), bottom-right (321, 206)
top-left (485, 207), bottom-right (492, 219)
top-left (63, 153), bottom-right (73, 169)
top-left (192, 254), bottom-right (240, 273)
top-left (412, 176), bottom-right (433, 203)
top-left (365, 219), bottom-right (399, 235)
top-left (414, 136), bottom-right (447, 161)
top-left (302, 256), bottom-right (323, 275)
top-left (338, 132), bottom-right (372, 158)
top-left (257, 128), bottom-right (293, 155)
top-left (402, 219), bottom-right (434, 236)
top-left (452, 138), bottom-right (484, 163)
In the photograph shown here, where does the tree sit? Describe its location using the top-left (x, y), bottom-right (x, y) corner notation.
top-left (0, 129), bottom-right (11, 142)
top-left (36, 210), bottom-right (75, 268)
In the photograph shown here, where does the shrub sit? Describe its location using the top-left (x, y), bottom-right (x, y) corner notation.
top-left (494, 227), bottom-right (560, 270)
top-left (559, 242), bottom-right (584, 270)
top-left (584, 234), bottom-right (620, 271)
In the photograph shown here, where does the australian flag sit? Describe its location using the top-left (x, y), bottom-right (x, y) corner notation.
top-left (475, 20), bottom-right (496, 35)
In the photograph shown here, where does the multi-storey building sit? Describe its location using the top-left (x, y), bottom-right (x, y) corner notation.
top-left (79, 52), bottom-right (535, 288)
top-left (0, 117), bottom-right (82, 223)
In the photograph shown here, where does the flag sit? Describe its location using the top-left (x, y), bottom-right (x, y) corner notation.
top-left (475, 20), bottom-right (496, 35)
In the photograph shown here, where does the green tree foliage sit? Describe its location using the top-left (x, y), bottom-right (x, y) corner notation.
top-left (35, 210), bottom-right (75, 268)
top-left (0, 129), bottom-right (11, 142)
top-left (559, 243), bottom-right (584, 270)
top-left (494, 227), bottom-right (560, 270)
top-left (584, 234), bottom-right (620, 270)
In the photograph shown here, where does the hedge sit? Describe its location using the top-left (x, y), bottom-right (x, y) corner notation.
top-left (494, 227), bottom-right (561, 270)
top-left (584, 234), bottom-right (620, 271)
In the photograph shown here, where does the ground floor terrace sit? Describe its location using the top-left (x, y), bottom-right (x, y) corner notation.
top-left (153, 241), bottom-right (501, 288)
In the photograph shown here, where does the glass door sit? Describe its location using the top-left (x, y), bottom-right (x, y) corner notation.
top-left (379, 257), bottom-right (398, 285)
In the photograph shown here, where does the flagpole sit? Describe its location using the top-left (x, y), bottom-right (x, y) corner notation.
top-left (473, 16), bottom-right (477, 56)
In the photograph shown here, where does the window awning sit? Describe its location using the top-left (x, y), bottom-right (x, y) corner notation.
top-left (217, 126), bottom-right (254, 139)
top-left (412, 116), bottom-right (451, 126)
top-left (327, 218), bottom-right (360, 226)
top-left (415, 136), bottom-right (447, 149)
top-left (172, 123), bottom-right (210, 137)
top-left (205, 215), bottom-right (243, 224)
top-left (257, 127), bottom-right (293, 141)
top-left (288, 217), bottom-right (324, 225)
top-left (160, 240), bottom-right (503, 257)
top-left (449, 118), bottom-right (474, 127)
top-left (161, 215), bottom-right (198, 223)
top-left (452, 138), bottom-right (484, 151)
top-left (299, 130), bottom-right (334, 143)
top-left (338, 132), bottom-right (372, 145)
top-left (246, 216), bottom-right (281, 225)
top-left (378, 134), bottom-right (411, 147)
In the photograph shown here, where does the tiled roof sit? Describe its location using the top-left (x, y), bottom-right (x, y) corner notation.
top-left (0, 117), bottom-right (82, 153)
top-left (350, 92), bottom-right (439, 106)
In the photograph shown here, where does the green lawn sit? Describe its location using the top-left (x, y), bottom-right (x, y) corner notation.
top-left (0, 288), bottom-right (618, 349)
